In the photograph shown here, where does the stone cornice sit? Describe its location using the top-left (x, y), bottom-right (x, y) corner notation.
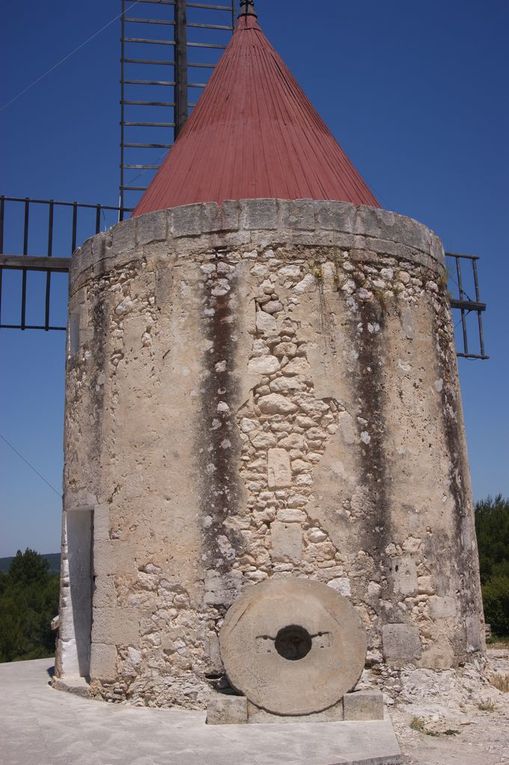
top-left (70, 200), bottom-right (445, 291)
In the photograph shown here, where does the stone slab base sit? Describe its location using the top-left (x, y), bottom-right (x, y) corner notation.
top-left (51, 675), bottom-right (91, 699)
top-left (206, 699), bottom-right (400, 764)
top-left (206, 694), bottom-right (248, 725)
top-left (205, 691), bottom-right (399, 763)
top-left (4, 660), bottom-right (402, 765)
top-left (207, 690), bottom-right (384, 724)
top-left (320, 721), bottom-right (401, 765)
top-left (344, 690), bottom-right (385, 721)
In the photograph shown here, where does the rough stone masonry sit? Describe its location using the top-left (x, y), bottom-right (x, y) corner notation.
top-left (55, 199), bottom-right (485, 708)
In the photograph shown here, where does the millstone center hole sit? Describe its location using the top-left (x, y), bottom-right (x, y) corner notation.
top-left (275, 625), bottom-right (312, 661)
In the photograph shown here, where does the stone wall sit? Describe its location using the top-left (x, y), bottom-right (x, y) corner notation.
top-left (57, 199), bottom-right (485, 707)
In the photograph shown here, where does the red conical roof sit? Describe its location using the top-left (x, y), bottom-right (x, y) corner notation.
top-left (133, 14), bottom-right (378, 216)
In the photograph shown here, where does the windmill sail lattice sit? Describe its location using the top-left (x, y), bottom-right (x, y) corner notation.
top-left (120, 0), bottom-right (236, 210)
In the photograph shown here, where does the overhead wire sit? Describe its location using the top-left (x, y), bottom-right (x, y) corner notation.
top-left (0, 432), bottom-right (61, 497)
top-left (1, 1), bottom-right (141, 112)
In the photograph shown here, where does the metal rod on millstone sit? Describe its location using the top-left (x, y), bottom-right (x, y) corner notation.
top-left (239, 0), bottom-right (257, 17)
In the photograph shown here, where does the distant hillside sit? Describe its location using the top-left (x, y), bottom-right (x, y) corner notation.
top-left (0, 552), bottom-right (60, 575)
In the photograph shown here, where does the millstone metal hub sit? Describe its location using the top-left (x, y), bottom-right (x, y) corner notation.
top-left (219, 577), bottom-right (367, 716)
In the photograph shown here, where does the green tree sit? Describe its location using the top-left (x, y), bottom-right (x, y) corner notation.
top-left (475, 495), bottom-right (509, 637)
top-left (0, 549), bottom-right (59, 663)
top-left (482, 577), bottom-right (509, 636)
top-left (8, 548), bottom-right (53, 586)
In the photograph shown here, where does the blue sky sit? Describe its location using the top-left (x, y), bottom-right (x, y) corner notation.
top-left (1, 0), bottom-right (508, 557)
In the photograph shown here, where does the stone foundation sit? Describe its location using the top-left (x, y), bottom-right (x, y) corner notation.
top-left (56, 199), bottom-right (485, 707)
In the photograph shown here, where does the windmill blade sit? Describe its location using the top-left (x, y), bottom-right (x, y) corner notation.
top-left (120, 0), bottom-right (236, 210)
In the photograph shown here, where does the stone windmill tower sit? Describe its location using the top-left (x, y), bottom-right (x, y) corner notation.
top-left (56, 0), bottom-right (484, 716)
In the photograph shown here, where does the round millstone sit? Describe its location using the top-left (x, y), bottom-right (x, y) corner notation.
top-left (219, 577), bottom-right (367, 716)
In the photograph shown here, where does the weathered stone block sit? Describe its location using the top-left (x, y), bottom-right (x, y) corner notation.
top-left (52, 674), bottom-right (92, 698)
top-left (206, 633), bottom-right (223, 675)
top-left (67, 310), bottom-right (81, 357)
top-left (354, 207), bottom-right (396, 240)
top-left (202, 201), bottom-right (240, 232)
top-left (93, 576), bottom-right (116, 608)
top-left (242, 199), bottom-right (278, 230)
top-left (171, 204), bottom-right (203, 237)
top-left (404, 216), bottom-right (432, 253)
top-left (58, 607), bottom-right (78, 641)
top-left (267, 448), bottom-right (291, 488)
top-left (111, 218), bottom-right (136, 256)
top-left (91, 231), bottom-right (106, 262)
top-left (283, 357), bottom-right (311, 377)
top-left (77, 239), bottom-right (93, 270)
top-left (250, 431), bottom-right (277, 449)
top-left (91, 607), bottom-right (140, 645)
top-left (221, 229), bottom-right (251, 249)
top-left (400, 306), bottom-right (415, 340)
top-left (93, 540), bottom-right (136, 577)
top-left (255, 309), bottom-right (277, 334)
top-left (269, 376), bottom-right (305, 394)
top-left (315, 200), bottom-right (355, 231)
top-left (382, 624), bottom-right (422, 662)
top-left (270, 521), bottom-right (302, 562)
top-left (90, 642), bottom-right (117, 682)
top-left (122, 315), bottom-right (148, 354)
top-left (293, 273), bottom-right (316, 294)
top-left (417, 575), bottom-right (434, 594)
top-left (121, 470), bottom-right (146, 500)
top-left (137, 210), bottom-right (167, 245)
top-left (206, 694), bottom-right (248, 725)
top-left (429, 596), bottom-right (457, 619)
top-left (343, 690), bottom-right (384, 721)
top-left (391, 557), bottom-right (417, 595)
top-left (259, 394), bottom-right (298, 415)
top-left (365, 236), bottom-right (402, 259)
top-left (290, 230), bottom-right (337, 247)
top-left (430, 233), bottom-right (446, 266)
top-left (276, 508), bottom-right (306, 523)
top-left (337, 411), bottom-right (357, 445)
top-left (247, 355), bottom-right (280, 375)
top-left (466, 614), bottom-right (484, 652)
top-left (204, 569), bottom-right (243, 607)
top-left (280, 199), bottom-right (316, 230)
top-left (328, 577), bottom-right (352, 597)
top-left (93, 503), bottom-right (110, 544)
top-left (421, 642), bottom-right (455, 670)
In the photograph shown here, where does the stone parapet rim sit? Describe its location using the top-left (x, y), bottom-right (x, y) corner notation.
top-left (70, 199), bottom-right (445, 289)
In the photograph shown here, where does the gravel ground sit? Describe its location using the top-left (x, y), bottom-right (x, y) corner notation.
top-left (391, 646), bottom-right (509, 765)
